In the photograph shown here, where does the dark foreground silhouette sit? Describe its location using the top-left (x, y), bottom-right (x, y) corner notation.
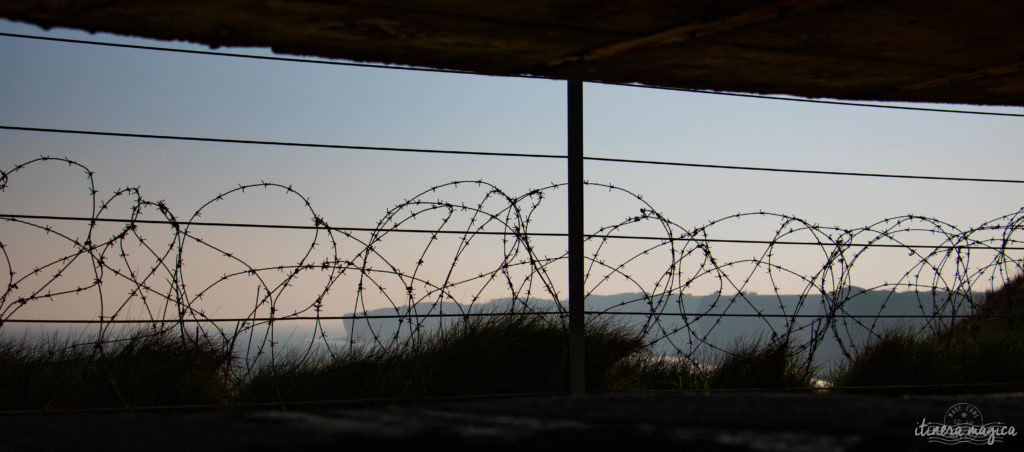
top-left (1, 392), bottom-right (1021, 451)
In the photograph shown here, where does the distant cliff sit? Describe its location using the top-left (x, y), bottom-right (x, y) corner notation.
top-left (341, 288), bottom-right (984, 368)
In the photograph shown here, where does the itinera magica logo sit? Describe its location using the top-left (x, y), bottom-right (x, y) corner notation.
top-left (915, 403), bottom-right (1017, 446)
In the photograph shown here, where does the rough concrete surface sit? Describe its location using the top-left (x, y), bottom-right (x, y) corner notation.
top-left (1, 1), bottom-right (1023, 106)
top-left (2, 392), bottom-right (1022, 451)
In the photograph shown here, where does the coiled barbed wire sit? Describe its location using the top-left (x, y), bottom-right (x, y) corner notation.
top-left (1, 157), bottom-right (1021, 373)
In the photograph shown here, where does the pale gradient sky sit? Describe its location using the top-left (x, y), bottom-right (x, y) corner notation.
top-left (2, 19), bottom-right (1023, 323)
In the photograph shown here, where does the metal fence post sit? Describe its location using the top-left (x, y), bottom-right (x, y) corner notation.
top-left (567, 80), bottom-right (586, 395)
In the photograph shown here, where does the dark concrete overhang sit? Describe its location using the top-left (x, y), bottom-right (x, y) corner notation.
top-left (2, 0), bottom-right (1023, 107)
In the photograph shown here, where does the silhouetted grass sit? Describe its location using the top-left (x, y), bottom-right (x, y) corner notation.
top-left (2, 316), bottom-right (822, 410)
top-left (707, 337), bottom-right (812, 389)
top-left (831, 275), bottom-right (1024, 394)
top-left (603, 354), bottom-right (702, 391)
top-left (603, 337), bottom-right (813, 392)
top-left (13, 275), bottom-right (1018, 410)
top-left (0, 329), bottom-right (233, 410)
top-left (237, 313), bottom-right (647, 403)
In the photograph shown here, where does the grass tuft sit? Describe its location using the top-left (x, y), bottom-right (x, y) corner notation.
top-left (830, 275), bottom-right (1024, 394)
top-left (0, 329), bottom-right (233, 410)
top-left (9, 275), bottom-right (1020, 409)
top-left (237, 313), bottom-right (647, 403)
top-left (604, 336), bottom-right (814, 392)
top-left (603, 354), bottom-right (701, 391)
top-left (707, 337), bottom-right (812, 390)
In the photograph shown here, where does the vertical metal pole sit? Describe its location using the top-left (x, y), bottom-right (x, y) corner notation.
top-left (567, 80), bottom-right (586, 396)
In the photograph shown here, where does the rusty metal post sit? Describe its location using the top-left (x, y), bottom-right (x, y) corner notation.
top-left (567, 80), bottom-right (586, 395)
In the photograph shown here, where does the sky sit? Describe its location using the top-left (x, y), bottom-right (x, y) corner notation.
top-left (2, 18), bottom-right (1023, 326)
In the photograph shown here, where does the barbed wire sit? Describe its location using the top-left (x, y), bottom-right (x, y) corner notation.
top-left (1, 157), bottom-right (1021, 374)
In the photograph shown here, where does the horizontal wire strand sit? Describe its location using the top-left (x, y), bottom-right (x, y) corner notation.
top-left (583, 155), bottom-right (1024, 184)
top-left (4, 213), bottom-right (1021, 250)
top-left (0, 390), bottom-right (566, 415)
top-left (4, 311), bottom-right (1017, 324)
top-left (4, 125), bottom-right (1024, 184)
top-left (3, 31), bottom-right (1024, 118)
top-left (665, 86), bottom-right (1024, 118)
top-left (4, 382), bottom-right (1023, 414)
top-left (0, 125), bottom-right (563, 160)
